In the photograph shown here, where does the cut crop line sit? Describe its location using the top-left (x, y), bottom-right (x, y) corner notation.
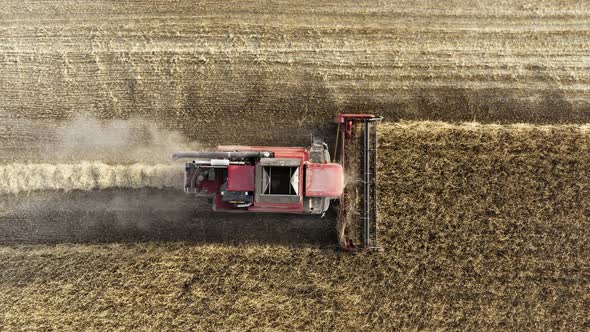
top-left (0, 162), bottom-right (181, 194)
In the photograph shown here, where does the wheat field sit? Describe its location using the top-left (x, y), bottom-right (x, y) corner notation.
top-left (1, 1), bottom-right (589, 330)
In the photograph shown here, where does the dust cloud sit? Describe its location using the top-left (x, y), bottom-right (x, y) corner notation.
top-left (1, 113), bottom-right (197, 194)
top-left (49, 113), bottom-right (196, 164)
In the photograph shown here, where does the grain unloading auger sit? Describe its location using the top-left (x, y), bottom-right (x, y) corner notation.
top-left (172, 114), bottom-right (383, 251)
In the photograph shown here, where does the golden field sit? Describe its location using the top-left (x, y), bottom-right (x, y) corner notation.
top-left (2, 123), bottom-right (589, 330)
top-left (1, 0), bottom-right (590, 330)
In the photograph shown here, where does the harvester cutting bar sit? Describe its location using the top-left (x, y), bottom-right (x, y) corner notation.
top-left (372, 120), bottom-right (378, 246)
top-left (362, 117), bottom-right (382, 249)
top-left (337, 114), bottom-right (383, 250)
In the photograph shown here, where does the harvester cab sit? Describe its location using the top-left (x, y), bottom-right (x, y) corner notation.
top-left (172, 113), bottom-right (382, 251)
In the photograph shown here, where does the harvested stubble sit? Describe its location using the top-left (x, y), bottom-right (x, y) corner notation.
top-left (1, 121), bottom-right (589, 330)
top-left (0, 162), bottom-right (181, 194)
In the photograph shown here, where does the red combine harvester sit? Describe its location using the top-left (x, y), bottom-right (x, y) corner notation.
top-left (172, 114), bottom-right (382, 250)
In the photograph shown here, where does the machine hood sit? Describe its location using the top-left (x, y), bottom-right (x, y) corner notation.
top-left (304, 163), bottom-right (344, 198)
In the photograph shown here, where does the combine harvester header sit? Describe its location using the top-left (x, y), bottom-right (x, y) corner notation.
top-left (173, 114), bottom-right (383, 251)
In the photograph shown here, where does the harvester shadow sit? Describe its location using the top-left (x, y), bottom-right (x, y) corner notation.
top-left (0, 189), bottom-right (337, 246)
